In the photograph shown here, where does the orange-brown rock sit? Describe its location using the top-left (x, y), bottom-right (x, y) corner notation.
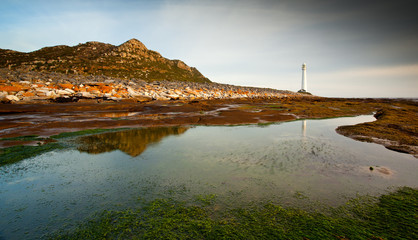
top-left (59, 83), bottom-right (74, 89)
top-left (22, 92), bottom-right (35, 97)
top-left (99, 85), bottom-right (113, 93)
top-left (0, 85), bottom-right (23, 92)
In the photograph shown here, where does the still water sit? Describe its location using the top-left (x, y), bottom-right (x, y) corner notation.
top-left (1, 115), bottom-right (417, 239)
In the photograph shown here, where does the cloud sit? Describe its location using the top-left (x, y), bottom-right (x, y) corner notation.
top-left (0, 0), bottom-right (417, 97)
top-left (312, 64), bottom-right (418, 98)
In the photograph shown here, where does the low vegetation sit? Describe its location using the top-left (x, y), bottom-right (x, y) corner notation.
top-left (0, 128), bottom-right (130, 166)
top-left (0, 135), bottom-right (42, 141)
top-left (51, 187), bottom-right (417, 239)
top-left (0, 143), bottom-right (63, 166)
top-left (0, 99), bottom-right (416, 238)
top-left (0, 39), bottom-right (210, 83)
top-left (336, 102), bottom-right (418, 156)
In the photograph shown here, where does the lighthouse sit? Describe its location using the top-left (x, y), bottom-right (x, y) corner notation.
top-left (299, 63), bottom-right (307, 92)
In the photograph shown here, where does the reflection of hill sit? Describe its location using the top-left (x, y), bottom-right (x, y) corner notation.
top-left (77, 127), bottom-right (188, 157)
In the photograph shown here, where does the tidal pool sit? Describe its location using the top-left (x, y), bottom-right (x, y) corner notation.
top-left (1, 115), bottom-right (417, 239)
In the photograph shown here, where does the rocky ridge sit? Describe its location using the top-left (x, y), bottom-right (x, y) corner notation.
top-left (0, 68), bottom-right (300, 103)
top-left (0, 39), bottom-right (209, 83)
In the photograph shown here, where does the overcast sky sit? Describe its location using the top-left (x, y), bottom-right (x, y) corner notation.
top-left (1, 0), bottom-right (417, 98)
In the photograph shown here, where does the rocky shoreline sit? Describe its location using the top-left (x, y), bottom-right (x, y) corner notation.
top-left (0, 68), bottom-right (303, 103)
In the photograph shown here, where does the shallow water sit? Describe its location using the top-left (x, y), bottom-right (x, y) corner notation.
top-left (1, 115), bottom-right (417, 239)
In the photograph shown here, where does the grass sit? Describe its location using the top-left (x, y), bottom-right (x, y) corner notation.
top-left (51, 187), bottom-right (417, 239)
top-left (0, 143), bottom-right (64, 166)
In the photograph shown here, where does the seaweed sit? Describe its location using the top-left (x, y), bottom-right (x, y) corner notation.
top-left (51, 187), bottom-right (417, 240)
top-left (0, 143), bottom-right (64, 166)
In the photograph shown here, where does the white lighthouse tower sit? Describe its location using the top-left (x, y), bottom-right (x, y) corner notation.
top-left (299, 63), bottom-right (307, 93)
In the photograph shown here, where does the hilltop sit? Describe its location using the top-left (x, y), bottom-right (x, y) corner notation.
top-left (0, 39), bottom-right (209, 83)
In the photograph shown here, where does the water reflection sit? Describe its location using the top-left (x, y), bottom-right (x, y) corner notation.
top-left (2, 115), bottom-right (417, 240)
top-left (77, 126), bottom-right (188, 156)
top-left (302, 120), bottom-right (307, 137)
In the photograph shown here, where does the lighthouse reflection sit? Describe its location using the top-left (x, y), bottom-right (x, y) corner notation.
top-left (302, 120), bottom-right (307, 137)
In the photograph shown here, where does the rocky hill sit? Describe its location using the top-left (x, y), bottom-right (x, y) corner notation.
top-left (0, 39), bottom-right (209, 83)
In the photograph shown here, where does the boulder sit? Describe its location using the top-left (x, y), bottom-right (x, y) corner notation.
top-left (6, 95), bottom-right (20, 102)
top-left (57, 89), bottom-right (72, 95)
top-left (133, 95), bottom-right (153, 102)
top-left (64, 88), bottom-right (75, 94)
top-left (167, 94), bottom-right (180, 100)
top-left (156, 96), bottom-right (170, 101)
top-left (77, 91), bottom-right (95, 98)
top-left (35, 89), bottom-right (56, 97)
top-left (127, 86), bottom-right (141, 97)
top-left (46, 91), bottom-right (56, 97)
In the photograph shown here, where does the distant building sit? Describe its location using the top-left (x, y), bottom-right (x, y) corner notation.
top-left (298, 63), bottom-right (309, 94)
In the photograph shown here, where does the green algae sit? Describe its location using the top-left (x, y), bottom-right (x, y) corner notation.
top-left (0, 128), bottom-right (131, 166)
top-left (51, 187), bottom-right (417, 240)
top-left (0, 143), bottom-right (64, 166)
top-left (0, 135), bottom-right (43, 141)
